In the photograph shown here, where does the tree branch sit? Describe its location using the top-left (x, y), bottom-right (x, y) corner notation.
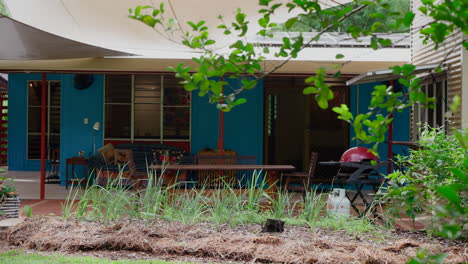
top-left (257, 3), bottom-right (369, 79)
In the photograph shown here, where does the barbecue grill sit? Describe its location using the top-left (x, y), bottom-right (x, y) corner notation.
top-left (339, 147), bottom-right (378, 163)
top-left (318, 147), bottom-right (386, 216)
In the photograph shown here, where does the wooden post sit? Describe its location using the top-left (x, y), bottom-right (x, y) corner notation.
top-left (217, 79), bottom-right (225, 154)
top-left (40, 74), bottom-right (47, 200)
top-left (387, 80), bottom-right (395, 174)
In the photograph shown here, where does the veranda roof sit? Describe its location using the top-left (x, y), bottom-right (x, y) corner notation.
top-left (346, 64), bottom-right (441, 85)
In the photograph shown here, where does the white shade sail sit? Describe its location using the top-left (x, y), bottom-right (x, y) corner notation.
top-left (4, 0), bottom-right (351, 56)
top-left (0, 0), bottom-right (410, 74)
top-left (0, 15), bottom-right (132, 60)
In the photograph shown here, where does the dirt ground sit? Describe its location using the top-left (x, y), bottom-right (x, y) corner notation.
top-left (0, 217), bottom-right (466, 264)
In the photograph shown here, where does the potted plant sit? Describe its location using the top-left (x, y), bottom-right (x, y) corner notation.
top-left (0, 177), bottom-right (20, 218)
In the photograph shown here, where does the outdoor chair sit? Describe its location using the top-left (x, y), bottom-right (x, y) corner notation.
top-left (282, 152), bottom-right (320, 192)
top-left (46, 147), bottom-right (60, 184)
top-left (195, 152), bottom-right (256, 188)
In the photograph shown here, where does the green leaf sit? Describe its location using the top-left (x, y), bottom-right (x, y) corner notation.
top-left (135, 6), bottom-right (142, 16)
top-left (259, 0), bottom-right (272, 6)
top-left (205, 40), bottom-right (216, 46)
top-left (438, 185), bottom-right (461, 205)
top-left (371, 22), bottom-right (383, 32)
top-left (196, 20), bottom-right (206, 29)
top-left (282, 37), bottom-right (291, 49)
top-left (232, 98), bottom-right (247, 106)
top-left (241, 79), bottom-right (257, 90)
top-left (403, 12), bottom-right (415, 27)
top-left (317, 97), bottom-right (328, 109)
top-left (359, 1), bottom-right (375, 6)
top-left (285, 17), bottom-right (298, 29)
top-left (335, 54), bottom-right (344, 59)
top-left (378, 38), bottom-right (392, 47)
top-left (258, 16), bottom-right (269, 28)
top-left (369, 12), bottom-right (385, 19)
top-left (401, 64), bottom-right (416, 76)
top-left (438, 224), bottom-right (461, 240)
top-left (418, 6), bottom-right (427, 14)
top-left (142, 16), bottom-right (156, 27)
top-left (184, 83), bottom-right (198, 91)
top-left (152, 9), bottom-right (160, 17)
top-left (450, 95), bottom-right (461, 113)
top-left (303, 86), bottom-right (318, 94)
top-left (370, 37), bottom-right (378, 50)
top-left (332, 104), bottom-right (353, 121)
top-left (286, 3), bottom-right (295, 12)
top-left (236, 9), bottom-right (246, 24)
top-left (390, 66), bottom-right (401, 75)
top-left (187, 21), bottom-right (197, 30)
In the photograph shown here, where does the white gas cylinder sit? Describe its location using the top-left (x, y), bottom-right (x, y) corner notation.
top-left (326, 188), bottom-right (351, 217)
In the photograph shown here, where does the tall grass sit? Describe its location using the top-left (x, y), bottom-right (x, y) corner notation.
top-left (300, 187), bottom-right (327, 228)
top-left (63, 167), bottom-right (389, 237)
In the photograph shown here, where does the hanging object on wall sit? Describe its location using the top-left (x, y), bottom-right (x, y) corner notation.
top-left (73, 74), bottom-right (94, 90)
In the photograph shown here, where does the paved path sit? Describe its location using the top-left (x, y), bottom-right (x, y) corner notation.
top-left (20, 199), bottom-right (66, 217)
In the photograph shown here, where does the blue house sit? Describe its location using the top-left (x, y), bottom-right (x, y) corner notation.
top-left (0, 7), bottom-right (413, 187)
top-left (7, 70), bottom-right (411, 185)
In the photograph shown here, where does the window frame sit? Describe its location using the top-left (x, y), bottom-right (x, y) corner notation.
top-left (26, 80), bottom-right (61, 160)
top-left (103, 74), bottom-right (191, 142)
top-left (412, 72), bottom-right (448, 139)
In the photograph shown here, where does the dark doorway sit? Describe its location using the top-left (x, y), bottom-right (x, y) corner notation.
top-left (264, 77), bottom-right (349, 170)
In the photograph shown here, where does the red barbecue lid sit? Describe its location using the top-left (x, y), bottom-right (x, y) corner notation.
top-left (340, 147), bottom-right (378, 162)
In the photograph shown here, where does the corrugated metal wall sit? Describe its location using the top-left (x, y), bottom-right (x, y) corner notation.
top-left (411, 0), bottom-right (464, 136)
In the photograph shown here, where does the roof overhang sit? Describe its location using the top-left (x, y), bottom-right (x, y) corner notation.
top-left (346, 64), bottom-right (442, 86)
top-left (0, 57), bottom-right (407, 75)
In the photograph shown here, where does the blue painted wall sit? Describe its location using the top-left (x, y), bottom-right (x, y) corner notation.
top-left (191, 79), bottom-right (264, 163)
top-left (8, 73), bottom-right (62, 171)
top-left (8, 73), bottom-right (104, 184)
top-left (349, 81), bottom-right (410, 167)
top-left (59, 74), bottom-right (104, 184)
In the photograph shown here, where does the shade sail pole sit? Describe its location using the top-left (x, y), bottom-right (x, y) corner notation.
top-left (40, 73), bottom-right (47, 200)
top-left (217, 110), bottom-right (225, 152)
top-left (387, 80), bottom-right (394, 174)
top-left (217, 79), bottom-right (225, 154)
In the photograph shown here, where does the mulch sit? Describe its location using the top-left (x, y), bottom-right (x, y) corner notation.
top-left (0, 216), bottom-right (466, 264)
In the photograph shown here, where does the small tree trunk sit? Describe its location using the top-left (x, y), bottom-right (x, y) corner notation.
top-left (262, 219), bottom-right (285, 232)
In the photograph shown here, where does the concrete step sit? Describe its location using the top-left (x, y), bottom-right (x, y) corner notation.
top-left (0, 217), bottom-right (24, 229)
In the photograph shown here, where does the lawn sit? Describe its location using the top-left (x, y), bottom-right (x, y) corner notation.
top-left (0, 250), bottom-right (195, 264)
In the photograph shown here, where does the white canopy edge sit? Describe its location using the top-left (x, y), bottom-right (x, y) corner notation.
top-left (0, 57), bottom-right (407, 75)
top-left (346, 63), bottom-right (441, 85)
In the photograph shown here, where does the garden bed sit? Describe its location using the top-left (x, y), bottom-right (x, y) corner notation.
top-left (0, 217), bottom-right (466, 264)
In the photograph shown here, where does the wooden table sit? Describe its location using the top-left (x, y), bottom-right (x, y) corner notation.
top-left (150, 164), bottom-right (295, 197)
top-left (66, 157), bottom-right (89, 189)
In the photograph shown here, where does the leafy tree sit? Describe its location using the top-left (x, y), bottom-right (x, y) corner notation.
top-left (276, 0), bottom-right (410, 32)
top-left (0, 0), bottom-right (8, 16)
top-left (128, 0), bottom-right (468, 261)
top-left (128, 0), bottom-right (467, 150)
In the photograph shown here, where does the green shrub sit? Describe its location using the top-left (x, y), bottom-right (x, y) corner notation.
top-left (384, 127), bottom-right (467, 238)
